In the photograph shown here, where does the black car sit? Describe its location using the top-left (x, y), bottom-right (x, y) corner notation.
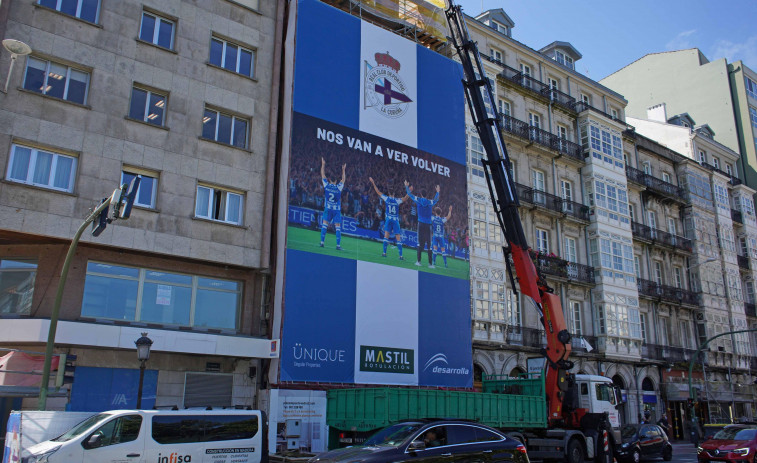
top-left (310, 420), bottom-right (528, 463)
top-left (617, 424), bottom-right (673, 463)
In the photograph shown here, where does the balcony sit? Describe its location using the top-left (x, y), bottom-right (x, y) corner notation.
top-left (626, 166), bottom-right (685, 201)
top-left (738, 254), bottom-right (749, 270)
top-left (500, 115), bottom-right (583, 162)
top-left (642, 344), bottom-right (697, 362)
top-left (498, 65), bottom-right (578, 114)
top-left (631, 221), bottom-right (693, 252)
top-left (531, 253), bottom-right (595, 284)
top-left (561, 199), bottom-right (590, 222)
top-left (710, 165), bottom-right (742, 186)
top-left (732, 209), bottom-right (744, 224)
top-left (637, 278), bottom-right (699, 305)
top-left (515, 182), bottom-right (563, 214)
top-left (745, 302), bottom-right (756, 317)
top-left (571, 101), bottom-right (624, 124)
top-left (571, 334), bottom-right (597, 352)
top-left (540, 87), bottom-right (577, 113)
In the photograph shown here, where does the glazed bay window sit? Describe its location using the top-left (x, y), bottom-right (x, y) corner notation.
top-left (23, 57), bottom-right (89, 104)
top-left (0, 259), bottom-right (37, 315)
top-left (7, 144), bottom-right (77, 192)
top-left (202, 108), bottom-right (249, 149)
top-left (196, 185), bottom-right (243, 225)
top-left (128, 87), bottom-right (167, 126)
top-left (38, 0), bottom-right (100, 23)
top-left (139, 11), bottom-right (175, 49)
top-left (209, 37), bottom-right (255, 78)
top-left (81, 262), bottom-right (241, 330)
top-left (121, 170), bottom-right (158, 208)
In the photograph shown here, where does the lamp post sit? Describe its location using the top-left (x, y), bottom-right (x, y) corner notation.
top-left (135, 332), bottom-right (153, 409)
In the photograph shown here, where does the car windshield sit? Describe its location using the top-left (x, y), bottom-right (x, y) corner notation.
top-left (621, 425), bottom-right (638, 439)
top-left (363, 423), bottom-right (423, 447)
top-left (51, 413), bottom-right (113, 442)
top-left (713, 428), bottom-right (757, 441)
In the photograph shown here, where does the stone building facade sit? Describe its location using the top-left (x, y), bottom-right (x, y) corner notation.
top-left (0, 0), bottom-right (282, 412)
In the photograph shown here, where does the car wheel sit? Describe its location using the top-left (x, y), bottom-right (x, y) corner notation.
top-left (631, 448), bottom-right (641, 463)
top-left (567, 438), bottom-right (585, 463)
top-left (662, 446), bottom-right (672, 461)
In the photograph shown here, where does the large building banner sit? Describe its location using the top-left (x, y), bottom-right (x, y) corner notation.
top-left (281, 0), bottom-right (470, 387)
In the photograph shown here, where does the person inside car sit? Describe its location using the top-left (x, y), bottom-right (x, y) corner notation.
top-left (424, 429), bottom-right (441, 448)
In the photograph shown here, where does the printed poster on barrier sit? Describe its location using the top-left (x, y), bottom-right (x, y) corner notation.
top-left (280, 0), bottom-right (471, 388)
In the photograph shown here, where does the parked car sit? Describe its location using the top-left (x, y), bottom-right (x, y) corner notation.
top-left (616, 424), bottom-right (673, 463)
top-left (309, 420), bottom-right (528, 463)
top-left (698, 424), bottom-right (757, 463)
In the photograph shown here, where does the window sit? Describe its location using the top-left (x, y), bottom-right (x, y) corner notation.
top-left (561, 180), bottom-right (573, 212)
top-left (726, 164), bottom-right (733, 176)
top-left (640, 313), bottom-right (647, 343)
top-left (489, 48), bottom-right (503, 63)
top-left (83, 415), bottom-right (142, 449)
top-left (520, 63), bottom-right (532, 88)
top-left (497, 99), bottom-right (510, 117)
top-left (674, 266), bottom-right (683, 289)
top-left (611, 108), bottom-right (619, 120)
top-left (528, 112), bottom-right (541, 129)
top-left (712, 157), bottom-right (720, 170)
top-left (662, 172), bottom-right (671, 183)
top-left (535, 228), bottom-right (548, 253)
top-left (667, 217), bottom-right (677, 240)
top-left (557, 125), bottom-right (568, 140)
top-left (698, 150), bottom-right (707, 164)
top-left (571, 301), bottom-right (582, 335)
top-left (491, 21), bottom-right (508, 35)
top-left (0, 259), bottom-right (37, 315)
top-left (202, 108), bottom-right (249, 149)
top-left (121, 171), bottom-right (158, 209)
top-left (580, 93), bottom-right (590, 105)
top-left (469, 134), bottom-right (485, 179)
top-left (209, 37), bottom-right (255, 78)
top-left (564, 237), bottom-right (577, 263)
top-left (555, 50), bottom-right (574, 70)
top-left (747, 77), bottom-right (757, 100)
top-left (23, 57), bottom-right (89, 105)
top-left (643, 162), bottom-right (651, 175)
top-left (152, 413), bottom-right (258, 443)
top-left (139, 11), bottom-right (175, 49)
top-left (196, 185), bottom-right (243, 225)
top-left (128, 86), bottom-right (167, 126)
top-left (654, 261), bottom-right (663, 285)
top-left (647, 210), bottom-right (657, 229)
top-left (679, 321), bottom-right (690, 349)
top-left (7, 144), bottom-right (77, 192)
top-left (531, 169), bottom-right (545, 205)
top-left (81, 262), bottom-right (242, 329)
top-left (38, 0), bottom-right (99, 23)
top-left (634, 256), bottom-right (640, 278)
top-left (629, 204), bottom-right (635, 222)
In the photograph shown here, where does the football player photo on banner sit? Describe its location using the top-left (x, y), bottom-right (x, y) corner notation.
top-left (281, 0), bottom-right (471, 388)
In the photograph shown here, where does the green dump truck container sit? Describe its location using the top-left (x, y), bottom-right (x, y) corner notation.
top-left (327, 376), bottom-right (547, 434)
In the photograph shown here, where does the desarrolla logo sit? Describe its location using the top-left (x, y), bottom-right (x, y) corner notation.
top-left (360, 345), bottom-right (414, 373)
top-left (423, 353), bottom-right (470, 375)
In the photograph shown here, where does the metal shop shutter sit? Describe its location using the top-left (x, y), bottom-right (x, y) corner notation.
top-left (183, 372), bottom-right (233, 408)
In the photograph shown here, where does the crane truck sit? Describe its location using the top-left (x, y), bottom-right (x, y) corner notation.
top-left (326, 3), bottom-right (625, 463)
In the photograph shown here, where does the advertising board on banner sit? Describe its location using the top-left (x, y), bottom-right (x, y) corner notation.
top-left (268, 390), bottom-right (328, 454)
top-left (280, 0), bottom-right (471, 388)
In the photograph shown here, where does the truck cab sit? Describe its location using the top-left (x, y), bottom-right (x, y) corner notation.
top-left (575, 374), bottom-right (622, 443)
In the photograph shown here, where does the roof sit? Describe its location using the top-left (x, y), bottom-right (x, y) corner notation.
top-left (601, 48), bottom-right (704, 81)
top-left (539, 41), bottom-right (582, 60)
top-left (474, 8), bottom-right (515, 29)
top-left (668, 113), bottom-right (696, 126)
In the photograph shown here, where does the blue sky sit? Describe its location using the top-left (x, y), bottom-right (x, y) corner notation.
top-left (455, 0), bottom-right (757, 81)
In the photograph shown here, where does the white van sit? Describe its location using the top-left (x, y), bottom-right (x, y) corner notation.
top-left (23, 409), bottom-right (267, 463)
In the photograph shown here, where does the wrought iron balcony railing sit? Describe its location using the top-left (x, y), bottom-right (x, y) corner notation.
top-left (500, 115), bottom-right (583, 162)
top-left (630, 221), bottom-right (693, 252)
top-left (531, 253), bottom-right (595, 284)
top-left (561, 199), bottom-right (590, 222)
top-left (642, 343), bottom-right (698, 362)
top-left (625, 166), bottom-right (685, 199)
top-left (540, 87), bottom-right (577, 112)
top-left (515, 182), bottom-right (563, 214)
top-left (571, 101), bottom-right (623, 123)
top-left (637, 278), bottom-right (699, 305)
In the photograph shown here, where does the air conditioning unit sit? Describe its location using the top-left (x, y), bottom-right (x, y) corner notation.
top-left (285, 419), bottom-right (301, 437)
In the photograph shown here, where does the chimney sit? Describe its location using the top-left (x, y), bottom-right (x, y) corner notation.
top-left (647, 103), bottom-right (667, 122)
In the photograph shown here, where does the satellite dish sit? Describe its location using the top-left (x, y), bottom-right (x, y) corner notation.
top-left (2, 39), bottom-right (32, 56)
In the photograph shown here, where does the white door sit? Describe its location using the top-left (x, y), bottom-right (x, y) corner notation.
top-left (82, 414), bottom-right (145, 463)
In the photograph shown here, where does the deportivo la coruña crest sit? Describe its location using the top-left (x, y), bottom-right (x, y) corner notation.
top-left (364, 51), bottom-right (413, 119)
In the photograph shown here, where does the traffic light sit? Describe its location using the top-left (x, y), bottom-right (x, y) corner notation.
top-left (54, 354), bottom-right (77, 387)
top-left (114, 175), bottom-right (141, 220)
top-left (91, 197), bottom-right (111, 237)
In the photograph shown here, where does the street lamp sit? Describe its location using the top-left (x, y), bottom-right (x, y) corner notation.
top-left (2, 39), bottom-right (32, 93)
top-left (135, 333), bottom-right (153, 409)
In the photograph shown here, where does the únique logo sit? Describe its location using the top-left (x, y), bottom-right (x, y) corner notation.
top-left (360, 345), bottom-right (414, 374)
top-left (423, 353), bottom-right (470, 375)
top-left (292, 343), bottom-right (346, 368)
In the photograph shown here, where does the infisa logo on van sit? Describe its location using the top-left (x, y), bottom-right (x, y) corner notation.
top-left (360, 345), bottom-right (414, 373)
top-left (157, 453), bottom-right (191, 462)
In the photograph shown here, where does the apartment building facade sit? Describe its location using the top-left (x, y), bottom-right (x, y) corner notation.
top-left (0, 0), bottom-right (281, 412)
